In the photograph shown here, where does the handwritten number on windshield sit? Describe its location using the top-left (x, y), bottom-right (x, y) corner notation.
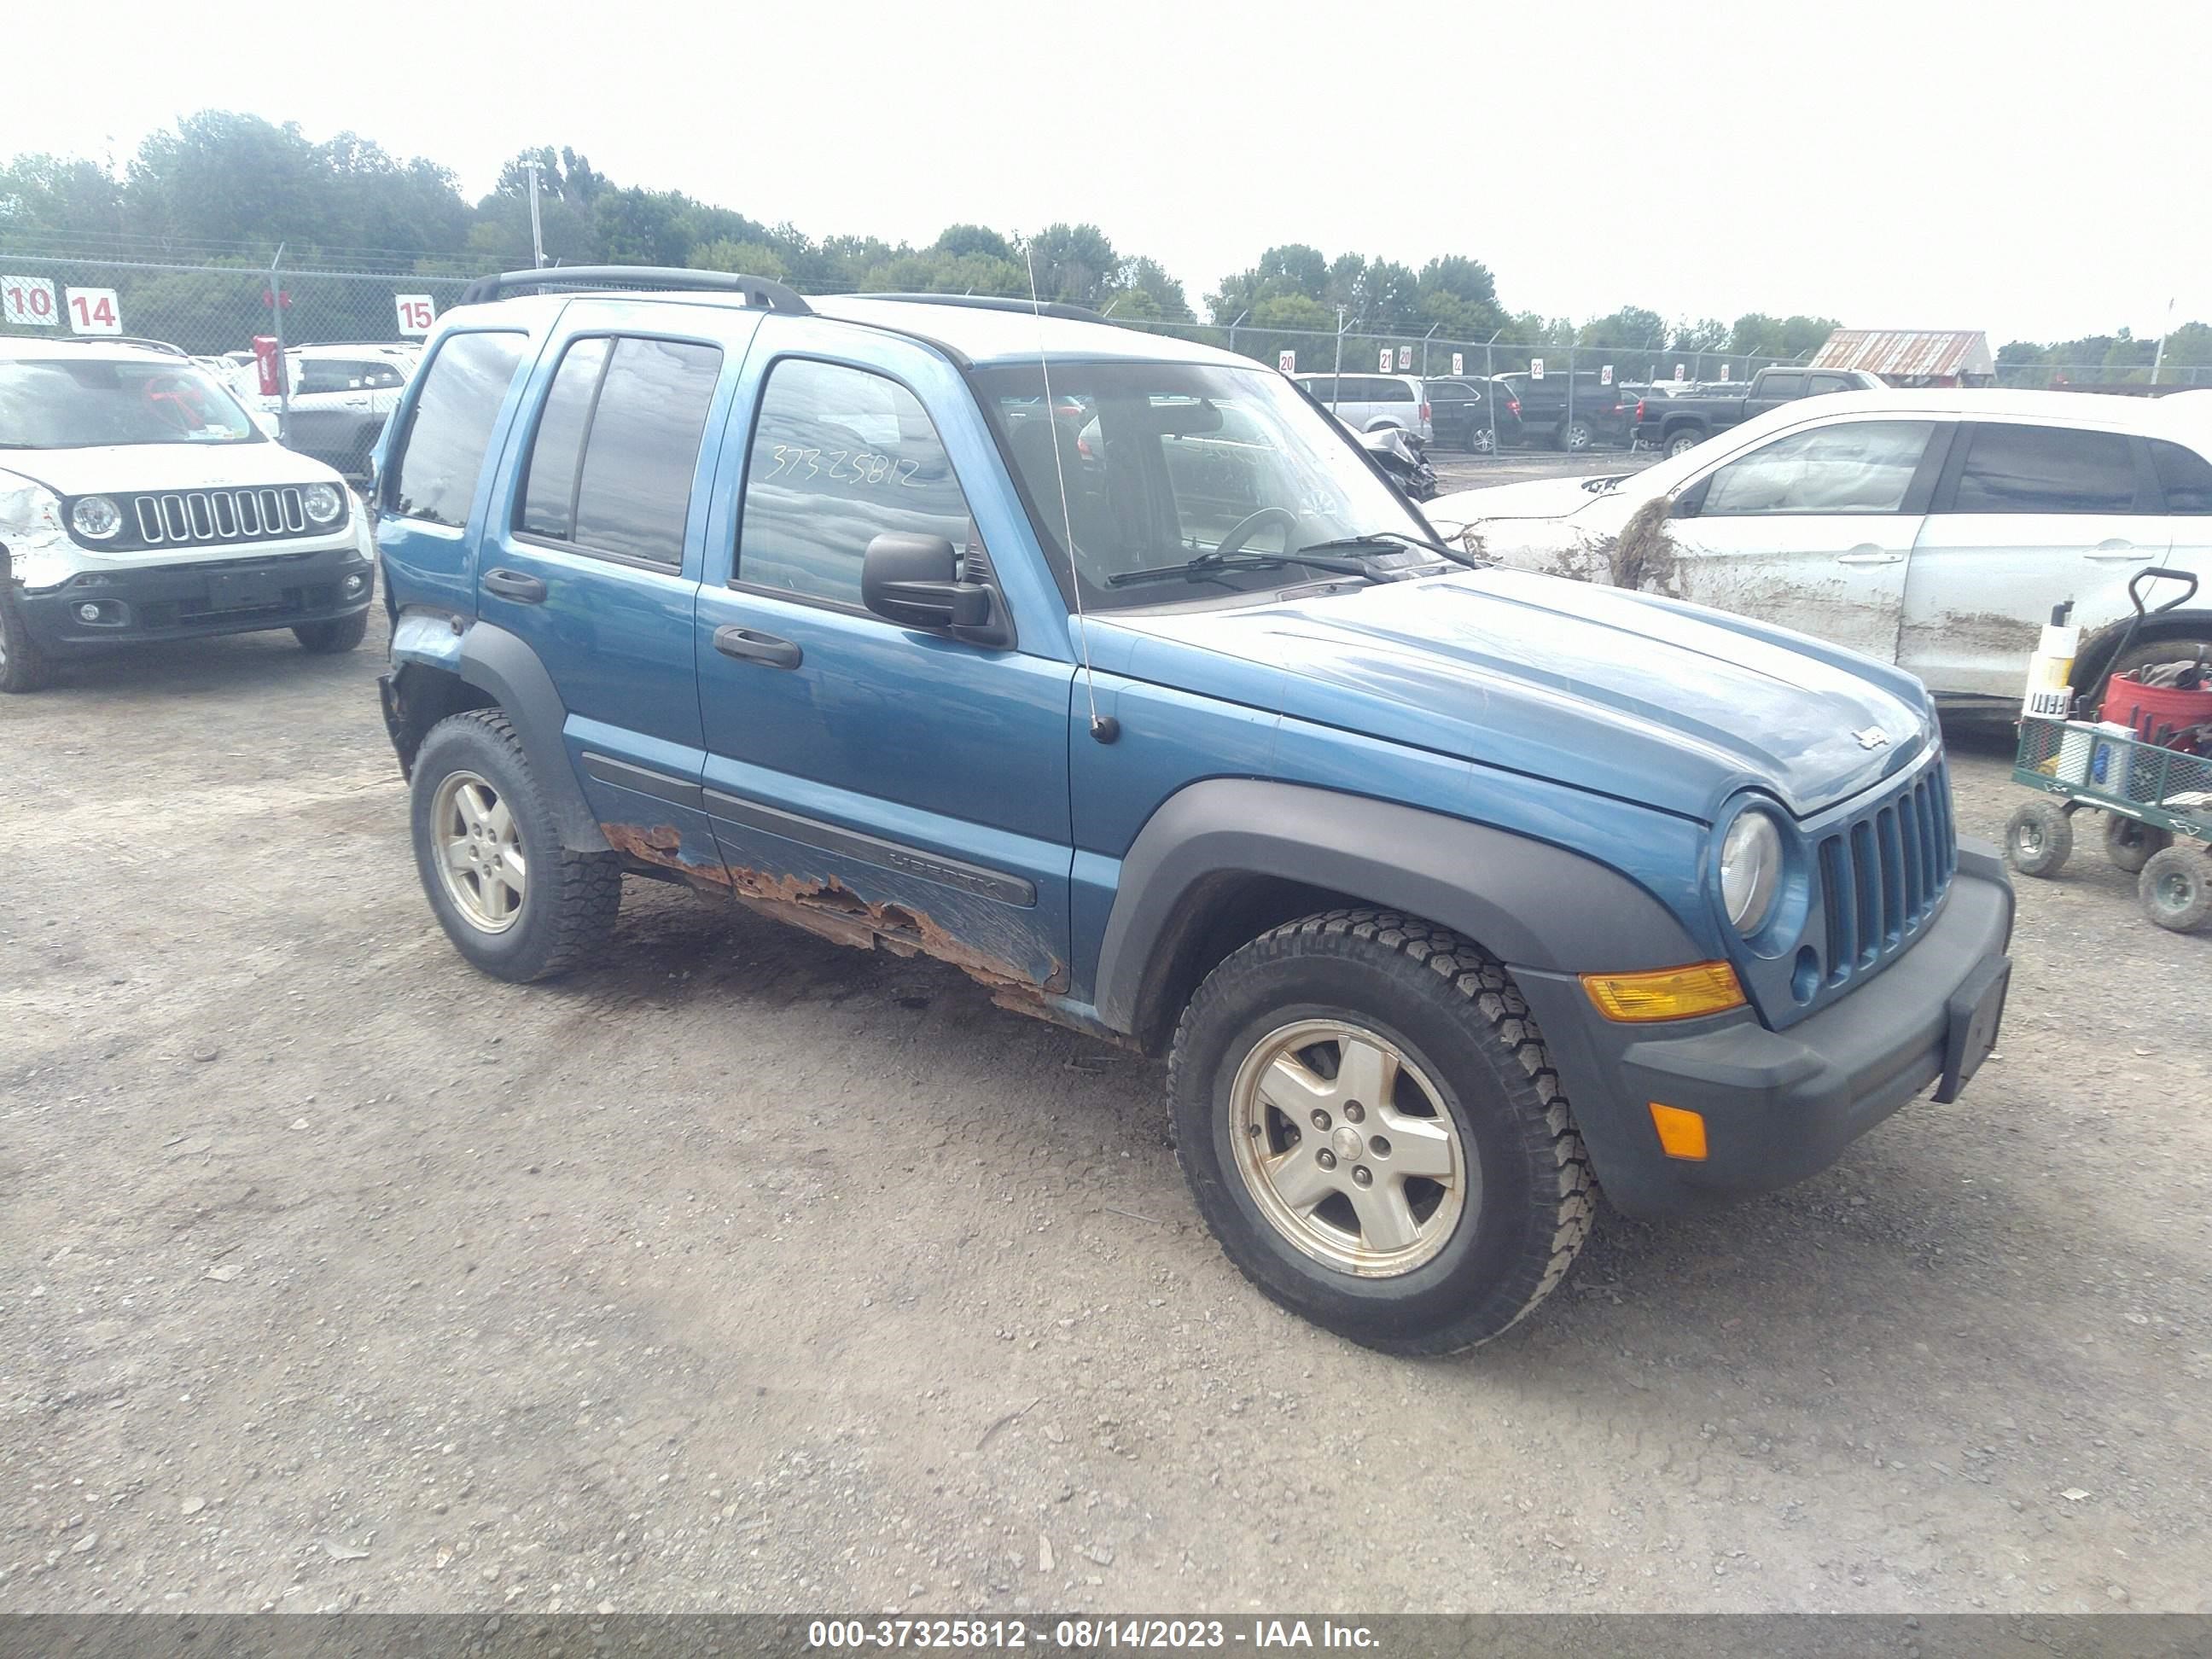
top-left (765, 444), bottom-right (923, 490)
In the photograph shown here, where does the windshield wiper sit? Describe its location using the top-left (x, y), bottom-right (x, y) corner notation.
top-left (1106, 550), bottom-right (1382, 589)
top-left (1299, 530), bottom-right (1482, 569)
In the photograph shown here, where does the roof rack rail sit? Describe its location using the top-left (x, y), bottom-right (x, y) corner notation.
top-left (44, 335), bottom-right (189, 357)
top-left (455, 266), bottom-right (812, 314)
top-left (849, 292), bottom-right (1103, 324)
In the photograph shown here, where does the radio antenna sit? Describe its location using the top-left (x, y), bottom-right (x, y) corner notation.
top-left (1026, 243), bottom-right (1118, 744)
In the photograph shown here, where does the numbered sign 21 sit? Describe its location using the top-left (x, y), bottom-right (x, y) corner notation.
top-left (2, 275), bottom-right (59, 328)
top-left (1377, 347), bottom-right (1392, 373)
top-left (67, 288), bottom-right (121, 335)
top-left (394, 294), bottom-right (436, 336)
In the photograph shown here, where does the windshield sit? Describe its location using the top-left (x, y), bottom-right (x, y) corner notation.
top-left (0, 357), bottom-right (263, 449)
top-left (973, 361), bottom-right (1436, 610)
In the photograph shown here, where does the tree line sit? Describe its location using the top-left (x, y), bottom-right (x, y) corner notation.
top-left (1, 111), bottom-right (2203, 375)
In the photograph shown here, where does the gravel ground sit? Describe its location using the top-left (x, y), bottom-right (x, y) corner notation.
top-left (3, 604), bottom-right (2208, 1618)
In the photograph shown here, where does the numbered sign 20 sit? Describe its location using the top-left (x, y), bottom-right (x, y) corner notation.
top-left (2, 275), bottom-right (59, 328)
top-left (67, 288), bottom-right (121, 335)
top-left (1277, 350), bottom-right (1295, 375)
top-left (394, 294), bottom-right (437, 336)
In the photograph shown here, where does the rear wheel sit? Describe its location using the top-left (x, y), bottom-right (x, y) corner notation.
top-left (294, 610), bottom-right (370, 654)
top-left (2139, 845), bottom-right (2212, 933)
top-left (410, 709), bottom-right (623, 981)
top-left (0, 586), bottom-right (55, 694)
top-left (1168, 908), bottom-right (1594, 1354)
top-left (1664, 429), bottom-right (1703, 460)
top-left (1559, 419), bottom-right (1593, 452)
top-left (1467, 424), bottom-right (1495, 454)
top-left (2004, 800), bottom-right (2073, 877)
top-left (2104, 812), bottom-right (2172, 874)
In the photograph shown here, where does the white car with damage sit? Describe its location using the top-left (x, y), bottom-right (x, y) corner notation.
top-left (1, 338), bottom-right (376, 692)
top-left (1425, 387), bottom-right (2212, 703)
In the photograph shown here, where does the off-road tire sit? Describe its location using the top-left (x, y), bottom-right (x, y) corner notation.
top-left (2139, 845), bottom-right (2212, 933)
top-left (294, 610), bottom-right (370, 655)
top-left (0, 585), bottom-right (56, 693)
top-left (410, 709), bottom-right (622, 981)
top-left (2104, 812), bottom-right (2172, 875)
top-left (1167, 907), bottom-right (1595, 1354)
top-left (2004, 800), bottom-right (2073, 878)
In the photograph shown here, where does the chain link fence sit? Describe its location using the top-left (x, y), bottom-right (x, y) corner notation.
top-left (6, 248), bottom-right (2203, 465)
top-left (0, 252), bottom-right (469, 358)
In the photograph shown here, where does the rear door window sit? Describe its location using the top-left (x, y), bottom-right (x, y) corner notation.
top-left (1949, 423), bottom-right (2139, 514)
top-left (2151, 439), bottom-right (2212, 513)
top-left (515, 335), bottom-right (722, 567)
top-left (387, 331), bottom-right (527, 528)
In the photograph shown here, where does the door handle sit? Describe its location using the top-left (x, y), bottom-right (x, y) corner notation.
top-left (714, 625), bottom-right (802, 670)
top-left (2085, 543), bottom-right (2151, 562)
top-left (483, 568), bottom-right (548, 604)
top-left (1836, 548), bottom-right (1905, 566)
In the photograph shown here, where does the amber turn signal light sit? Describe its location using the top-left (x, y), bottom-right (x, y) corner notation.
top-left (1648, 1103), bottom-right (1709, 1161)
top-left (1580, 962), bottom-right (1746, 1022)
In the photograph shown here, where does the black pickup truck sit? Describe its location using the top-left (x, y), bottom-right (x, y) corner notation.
top-left (1633, 365), bottom-right (1885, 457)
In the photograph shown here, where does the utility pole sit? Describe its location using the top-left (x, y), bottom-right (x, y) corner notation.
top-left (1332, 306), bottom-right (1347, 405)
top-left (526, 160), bottom-right (546, 270)
top-left (1225, 307), bottom-right (1249, 357)
top-left (2151, 296), bottom-right (2175, 385)
top-left (268, 242), bottom-right (289, 445)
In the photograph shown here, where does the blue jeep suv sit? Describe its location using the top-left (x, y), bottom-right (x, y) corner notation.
top-left (373, 270), bottom-right (2015, 1353)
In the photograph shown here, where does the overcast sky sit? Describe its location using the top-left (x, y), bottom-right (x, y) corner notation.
top-left (5, 0), bottom-right (2207, 346)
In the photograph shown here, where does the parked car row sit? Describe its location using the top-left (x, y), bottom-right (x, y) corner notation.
top-left (1294, 368), bottom-right (1657, 454)
top-left (1425, 387), bottom-right (2212, 707)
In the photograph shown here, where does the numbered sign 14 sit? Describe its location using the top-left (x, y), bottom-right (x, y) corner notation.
top-left (2, 276), bottom-right (59, 328)
top-left (67, 288), bottom-right (121, 335)
top-left (394, 294), bottom-right (436, 336)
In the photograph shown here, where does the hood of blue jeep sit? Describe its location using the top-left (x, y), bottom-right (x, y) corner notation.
top-left (1099, 567), bottom-right (1934, 823)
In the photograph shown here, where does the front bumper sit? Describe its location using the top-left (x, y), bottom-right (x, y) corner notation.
top-left (14, 544), bottom-right (374, 651)
top-left (1514, 839), bottom-right (2016, 1219)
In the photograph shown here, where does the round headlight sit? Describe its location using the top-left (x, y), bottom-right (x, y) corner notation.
top-left (71, 495), bottom-right (123, 540)
top-left (1720, 809), bottom-right (1783, 935)
top-left (302, 483), bottom-right (345, 525)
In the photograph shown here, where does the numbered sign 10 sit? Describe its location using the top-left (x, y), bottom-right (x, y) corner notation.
top-left (67, 288), bottom-right (121, 335)
top-left (394, 294), bottom-right (437, 336)
top-left (3, 275), bottom-right (59, 328)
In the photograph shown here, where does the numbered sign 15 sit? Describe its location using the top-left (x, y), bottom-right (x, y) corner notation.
top-left (67, 288), bottom-right (121, 335)
top-left (1277, 350), bottom-right (1295, 375)
top-left (394, 294), bottom-right (436, 336)
top-left (2, 276), bottom-right (59, 328)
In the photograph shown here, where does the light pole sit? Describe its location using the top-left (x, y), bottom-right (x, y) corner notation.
top-left (526, 160), bottom-right (546, 270)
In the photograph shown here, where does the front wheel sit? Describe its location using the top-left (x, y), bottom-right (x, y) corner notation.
top-left (1167, 909), bottom-right (1594, 1354)
top-left (410, 709), bottom-right (624, 981)
top-left (294, 610), bottom-right (370, 654)
top-left (1664, 429), bottom-right (1703, 460)
top-left (0, 586), bottom-right (56, 693)
top-left (2139, 845), bottom-right (2212, 933)
top-left (2004, 799), bottom-right (2072, 877)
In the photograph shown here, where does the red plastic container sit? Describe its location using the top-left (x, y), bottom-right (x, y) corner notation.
top-left (2105, 672), bottom-right (2212, 751)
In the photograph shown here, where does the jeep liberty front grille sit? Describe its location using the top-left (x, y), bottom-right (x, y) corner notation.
top-left (1816, 757), bottom-right (1955, 990)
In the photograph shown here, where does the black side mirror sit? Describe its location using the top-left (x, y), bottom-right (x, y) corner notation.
top-left (862, 533), bottom-right (996, 632)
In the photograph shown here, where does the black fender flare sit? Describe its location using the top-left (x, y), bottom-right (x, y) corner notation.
top-left (455, 622), bottom-right (609, 853)
top-left (1090, 778), bottom-right (1705, 1036)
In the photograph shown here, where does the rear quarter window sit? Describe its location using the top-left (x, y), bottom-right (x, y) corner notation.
top-left (387, 332), bottom-right (527, 528)
top-left (2151, 438), bottom-right (2212, 513)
